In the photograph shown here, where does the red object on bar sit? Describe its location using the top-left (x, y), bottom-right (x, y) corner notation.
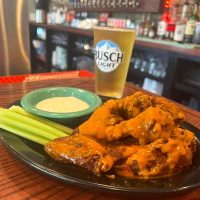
top-left (165, 0), bottom-right (170, 9)
top-left (0, 70), bottom-right (94, 84)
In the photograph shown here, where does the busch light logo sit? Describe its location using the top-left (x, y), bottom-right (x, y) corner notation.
top-left (94, 40), bottom-right (124, 73)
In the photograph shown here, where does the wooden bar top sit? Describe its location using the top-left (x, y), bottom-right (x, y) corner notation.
top-left (0, 77), bottom-right (200, 200)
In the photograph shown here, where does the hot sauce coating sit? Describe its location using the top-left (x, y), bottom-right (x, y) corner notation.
top-left (45, 92), bottom-right (196, 178)
top-left (78, 91), bottom-right (185, 144)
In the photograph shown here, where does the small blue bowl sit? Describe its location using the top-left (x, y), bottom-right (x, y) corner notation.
top-left (21, 87), bottom-right (102, 128)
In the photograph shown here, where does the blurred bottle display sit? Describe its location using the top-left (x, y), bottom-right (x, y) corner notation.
top-left (156, 0), bottom-right (170, 40)
top-left (173, 0), bottom-right (189, 42)
top-left (131, 50), bottom-right (167, 79)
top-left (193, 22), bottom-right (200, 44)
top-left (35, 0), bottom-right (49, 23)
top-left (142, 78), bottom-right (164, 95)
top-left (184, 0), bottom-right (199, 43)
top-left (165, 4), bottom-right (178, 40)
top-left (98, 13), bottom-right (109, 26)
top-left (148, 22), bottom-right (156, 38)
top-left (51, 46), bottom-right (67, 70)
top-left (138, 14), bottom-right (146, 37)
top-left (32, 39), bottom-right (46, 61)
top-left (198, 0), bottom-right (200, 19)
top-left (36, 0), bottom-right (200, 45)
top-left (143, 14), bottom-right (151, 37)
top-left (157, 10), bottom-right (169, 39)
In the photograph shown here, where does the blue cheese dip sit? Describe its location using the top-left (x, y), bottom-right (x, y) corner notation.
top-left (36, 97), bottom-right (89, 113)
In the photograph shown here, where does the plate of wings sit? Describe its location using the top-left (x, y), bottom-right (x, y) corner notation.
top-left (1, 91), bottom-right (200, 196)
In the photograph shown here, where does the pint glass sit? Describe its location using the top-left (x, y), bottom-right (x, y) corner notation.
top-left (93, 27), bottom-right (136, 98)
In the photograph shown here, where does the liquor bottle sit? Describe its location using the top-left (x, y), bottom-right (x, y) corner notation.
top-left (87, 0), bottom-right (92, 7)
top-left (148, 22), bottom-right (156, 38)
top-left (193, 22), bottom-right (200, 44)
top-left (184, 1), bottom-right (199, 43)
top-left (157, 9), bottom-right (170, 39)
top-left (96, 0), bottom-right (101, 7)
top-left (98, 13), bottom-right (109, 27)
top-left (173, 0), bottom-right (189, 42)
top-left (166, 4), bottom-right (178, 40)
top-left (198, 0), bottom-right (200, 19)
top-left (76, 0), bottom-right (81, 8)
top-left (92, 0), bottom-right (96, 7)
top-left (143, 14), bottom-right (151, 37)
top-left (138, 14), bottom-right (146, 37)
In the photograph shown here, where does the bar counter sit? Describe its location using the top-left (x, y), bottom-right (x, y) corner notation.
top-left (0, 77), bottom-right (200, 200)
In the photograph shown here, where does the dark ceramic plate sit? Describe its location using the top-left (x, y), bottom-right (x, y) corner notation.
top-left (1, 103), bottom-right (200, 195)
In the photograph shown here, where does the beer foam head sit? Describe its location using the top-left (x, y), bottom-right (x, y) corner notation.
top-left (94, 40), bottom-right (124, 73)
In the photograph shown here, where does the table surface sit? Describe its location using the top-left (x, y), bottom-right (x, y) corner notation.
top-left (0, 77), bottom-right (200, 200)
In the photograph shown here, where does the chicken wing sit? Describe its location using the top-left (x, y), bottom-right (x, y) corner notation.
top-left (45, 135), bottom-right (114, 176)
top-left (79, 106), bottom-right (176, 144)
top-left (45, 134), bottom-right (142, 176)
top-left (44, 92), bottom-right (195, 179)
top-left (114, 128), bottom-right (196, 178)
top-left (78, 92), bottom-right (184, 144)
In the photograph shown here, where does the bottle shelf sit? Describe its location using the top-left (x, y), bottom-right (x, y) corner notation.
top-left (73, 48), bottom-right (94, 57)
top-left (175, 82), bottom-right (200, 96)
top-left (182, 79), bottom-right (200, 89)
top-left (51, 42), bottom-right (68, 48)
top-left (29, 22), bottom-right (200, 102)
top-left (128, 68), bottom-right (165, 83)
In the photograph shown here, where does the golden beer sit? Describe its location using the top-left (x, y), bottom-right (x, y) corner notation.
top-left (94, 26), bottom-right (136, 98)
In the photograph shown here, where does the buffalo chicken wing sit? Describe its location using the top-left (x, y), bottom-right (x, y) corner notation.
top-left (44, 92), bottom-right (196, 179)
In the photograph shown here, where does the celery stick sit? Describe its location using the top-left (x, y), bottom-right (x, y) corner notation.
top-left (0, 117), bottom-right (57, 141)
top-left (9, 106), bottom-right (73, 135)
top-left (1, 109), bottom-right (67, 138)
top-left (0, 122), bottom-right (49, 145)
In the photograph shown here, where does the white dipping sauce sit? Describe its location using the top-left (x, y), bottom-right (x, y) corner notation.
top-left (36, 97), bottom-right (89, 113)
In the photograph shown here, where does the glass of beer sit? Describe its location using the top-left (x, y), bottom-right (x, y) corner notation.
top-left (93, 26), bottom-right (136, 98)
